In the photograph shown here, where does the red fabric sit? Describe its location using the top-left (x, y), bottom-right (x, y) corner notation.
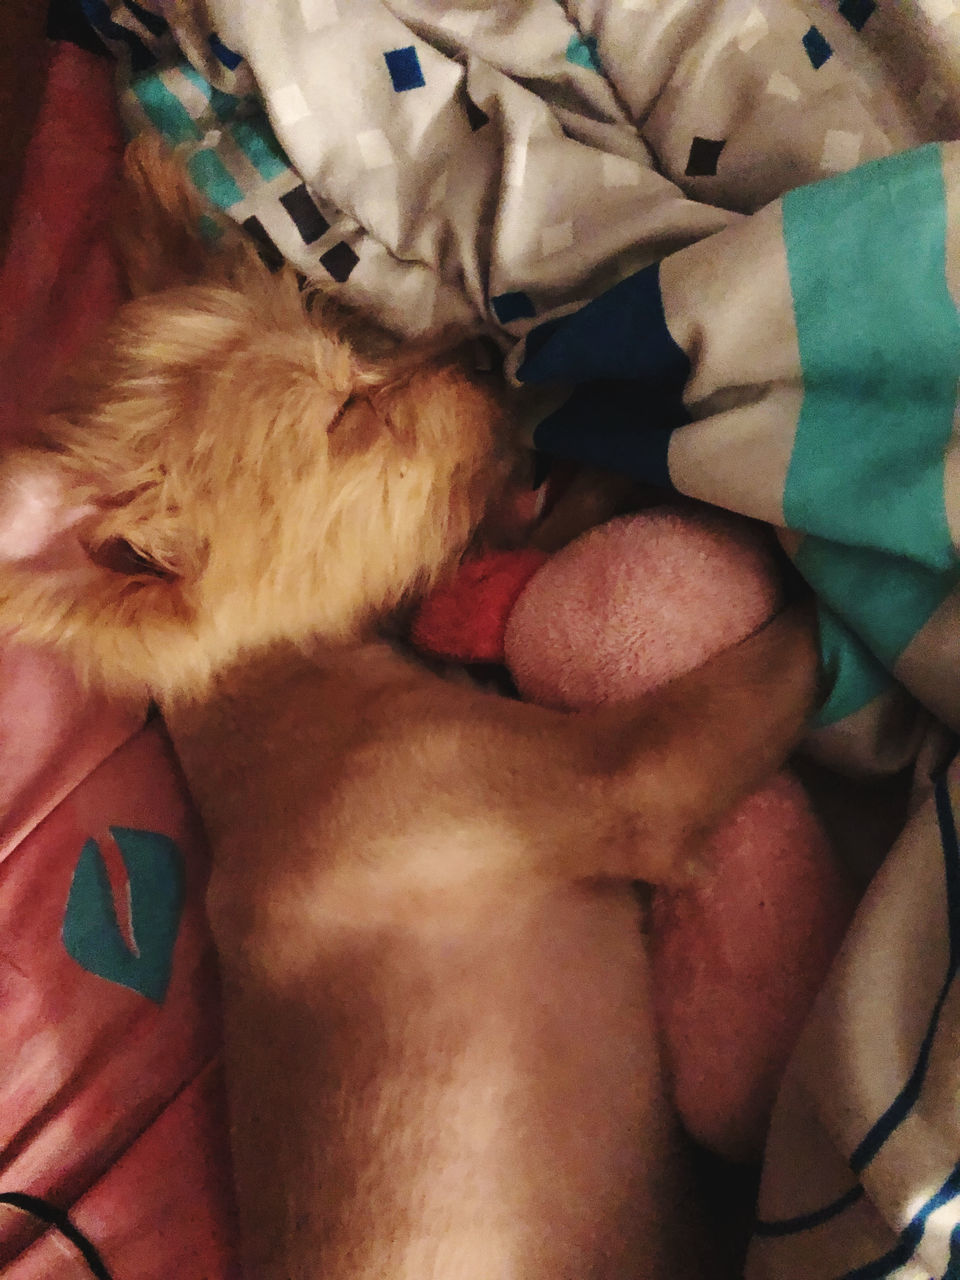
top-left (0, 43), bottom-right (123, 445)
top-left (411, 548), bottom-right (549, 663)
top-left (0, 644), bottom-right (139, 863)
top-left (0, 723), bottom-right (237, 1275)
top-left (2, 1065), bottom-right (239, 1279)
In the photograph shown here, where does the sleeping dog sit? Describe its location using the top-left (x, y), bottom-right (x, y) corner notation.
top-left (0, 141), bottom-right (818, 1278)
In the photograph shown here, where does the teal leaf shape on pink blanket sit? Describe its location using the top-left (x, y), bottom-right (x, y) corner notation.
top-left (62, 828), bottom-right (185, 1004)
top-left (565, 33), bottom-right (601, 73)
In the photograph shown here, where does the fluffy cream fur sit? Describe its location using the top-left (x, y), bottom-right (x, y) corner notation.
top-left (0, 140), bottom-right (508, 700)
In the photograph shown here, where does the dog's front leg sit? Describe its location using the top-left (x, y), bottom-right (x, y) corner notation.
top-left (562, 603), bottom-right (822, 882)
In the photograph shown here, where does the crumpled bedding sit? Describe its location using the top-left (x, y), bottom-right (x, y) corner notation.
top-left (6, 1), bottom-right (960, 1275)
top-left (92, 0), bottom-right (959, 765)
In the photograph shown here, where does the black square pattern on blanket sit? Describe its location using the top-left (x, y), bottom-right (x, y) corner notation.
top-left (685, 137), bottom-right (726, 177)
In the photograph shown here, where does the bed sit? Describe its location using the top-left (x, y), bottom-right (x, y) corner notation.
top-left (1, 3), bottom-right (959, 1276)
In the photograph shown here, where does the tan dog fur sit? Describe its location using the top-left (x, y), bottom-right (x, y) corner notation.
top-left (0, 141), bottom-right (508, 701)
top-left (0, 140), bottom-right (820, 1278)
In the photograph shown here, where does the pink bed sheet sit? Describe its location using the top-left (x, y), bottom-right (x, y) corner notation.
top-left (0, 39), bottom-right (238, 1278)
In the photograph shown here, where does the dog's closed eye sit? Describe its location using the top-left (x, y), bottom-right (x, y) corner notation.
top-left (327, 394), bottom-right (387, 458)
top-left (86, 536), bottom-right (178, 580)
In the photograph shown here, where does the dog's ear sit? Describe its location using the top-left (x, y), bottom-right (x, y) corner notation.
top-left (0, 447), bottom-right (204, 582)
top-left (113, 135), bottom-right (251, 297)
top-left (0, 446), bottom-right (209, 697)
top-left (0, 452), bottom-right (95, 572)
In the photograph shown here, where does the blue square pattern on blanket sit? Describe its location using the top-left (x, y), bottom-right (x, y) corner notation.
top-left (208, 31), bottom-right (242, 71)
top-left (802, 26), bottom-right (833, 69)
top-left (80, 0), bottom-right (157, 72)
top-left (946, 1229), bottom-right (960, 1278)
top-left (124, 0), bottom-right (167, 38)
top-left (384, 46), bottom-right (425, 92)
top-left (491, 291), bottom-right (537, 325)
top-left (839, 0), bottom-right (876, 31)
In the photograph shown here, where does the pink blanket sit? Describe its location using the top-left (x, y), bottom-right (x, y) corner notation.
top-left (0, 39), bottom-right (238, 1279)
